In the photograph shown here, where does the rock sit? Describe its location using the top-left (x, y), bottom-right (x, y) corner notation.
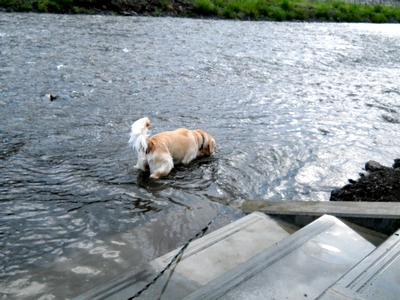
top-left (365, 160), bottom-right (387, 172)
top-left (121, 10), bottom-right (138, 16)
top-left (393, 159), bottom-right (400, 169)
top-left (331, 159), bottom-right (400, 202)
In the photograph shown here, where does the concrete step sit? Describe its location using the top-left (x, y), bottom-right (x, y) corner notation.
top-left (242, 200), bottom-right (400, 235)
top-left (242, 200), bottom-right (400, 219)
top-left (74, 212), bottom-right (298, 300)
top-left (318, 228), bottom-right (400, 300)
top-left (184, 215), bottom-right (376, 300)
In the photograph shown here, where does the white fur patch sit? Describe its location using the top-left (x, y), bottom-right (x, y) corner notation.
top-left (128, 118), bottom-right (149, 153)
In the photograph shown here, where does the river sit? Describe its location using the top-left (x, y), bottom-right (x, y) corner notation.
top-left (1, 13), bottom-right (399, 299)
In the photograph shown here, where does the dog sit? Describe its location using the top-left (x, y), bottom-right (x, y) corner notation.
top-left (128, 117), bottom-right (215, 179)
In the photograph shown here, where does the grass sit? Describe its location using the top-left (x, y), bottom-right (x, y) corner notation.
top-left (0, 0), bottom-right (73, 12)
top-left (194, 0), bottom-right (218, 14)
top-left (37, 0), bottom-right (73, 12)
top-left (193, 0), bottom-right (400, 22)
top-left (1, 0), bottom-right (400, 23)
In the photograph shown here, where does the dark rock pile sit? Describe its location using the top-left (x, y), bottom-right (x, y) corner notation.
top-left (330, 159), bottom-right (400, 202)
top-left (0, 0), bottom-right (196, 16)
top-left (73, 0), bottom-right (195, 16)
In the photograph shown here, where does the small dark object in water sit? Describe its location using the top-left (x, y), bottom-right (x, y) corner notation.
top-left (46, 94), bottom-right (58, 101)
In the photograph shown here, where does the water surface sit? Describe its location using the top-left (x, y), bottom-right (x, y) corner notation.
top-left (1, 13), bottom-right (399, 299)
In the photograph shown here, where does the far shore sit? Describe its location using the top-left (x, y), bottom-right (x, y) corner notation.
top-left (1, 0), bottom-right (400, 23)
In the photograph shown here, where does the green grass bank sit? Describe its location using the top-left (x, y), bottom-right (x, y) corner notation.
top-left (194, 0), bottom-right (400, 22)
top-left (1, 0), bottom-right (400, 22)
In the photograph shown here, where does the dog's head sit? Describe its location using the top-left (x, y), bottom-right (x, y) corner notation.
top-left (195, 130), bottom-right (215, 158)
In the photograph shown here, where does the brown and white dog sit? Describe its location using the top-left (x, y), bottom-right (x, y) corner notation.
top-left (129, 117), bottom-right (215, 179)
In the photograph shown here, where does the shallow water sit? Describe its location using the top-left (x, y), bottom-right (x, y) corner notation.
top-left (1, 13), bottom-right (399, 299)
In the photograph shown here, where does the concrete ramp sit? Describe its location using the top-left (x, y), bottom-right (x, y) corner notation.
top-left (318, 228), bottom-right (400, 300)
top-left (185, 215), bottom-right (376, 300)
top-left (74, 212), bottom-right (399, 300)
top-left (74, 212), bottom-right (297, 300)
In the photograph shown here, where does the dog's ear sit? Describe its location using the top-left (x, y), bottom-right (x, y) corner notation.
top-left (205, 137), bottom-right (214, 155)
top-left (207, 143), bottom-right (212, 155)
top-left (209, 140), bottom-right (214, 154)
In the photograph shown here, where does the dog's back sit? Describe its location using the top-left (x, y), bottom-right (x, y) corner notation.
top-left (149, 128), bottom-right (198, 165)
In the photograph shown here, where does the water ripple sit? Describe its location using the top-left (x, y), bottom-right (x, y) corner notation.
top-left (1, 13), bottom-right (399, 299)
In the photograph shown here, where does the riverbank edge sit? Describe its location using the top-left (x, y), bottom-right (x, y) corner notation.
top-left (331, 159), bottom-right (400, 203)
top-left (1, 0), bottom-right (400, 23)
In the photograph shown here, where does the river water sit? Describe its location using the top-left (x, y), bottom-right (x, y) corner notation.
top-left (1, 13), bottom-right (399, 299)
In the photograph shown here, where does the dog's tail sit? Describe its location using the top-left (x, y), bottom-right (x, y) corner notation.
top-left (128, 117), bottom-right (151, 153)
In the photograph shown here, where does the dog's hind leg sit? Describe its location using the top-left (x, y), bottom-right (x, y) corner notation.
top-left (134, 151), bottom-right (148, 171)
top-left (150, 171), bottom-right (161, 179)
top-left (149, 154), bottom-right (173, 179)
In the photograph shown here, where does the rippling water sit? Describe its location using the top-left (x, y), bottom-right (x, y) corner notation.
top-left (1, 13), bottom-right (399, 299)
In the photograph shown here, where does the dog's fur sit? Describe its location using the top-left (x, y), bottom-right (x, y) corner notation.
top-left (129, 117), bottom-right (215, 179)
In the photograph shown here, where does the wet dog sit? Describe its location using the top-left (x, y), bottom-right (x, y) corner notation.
top-left (129, 117), bottom-right (215, 179)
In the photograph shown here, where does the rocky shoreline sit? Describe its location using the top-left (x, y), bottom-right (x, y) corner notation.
top-left (73, 0), bottom-right (195, 16)
top-left (331, 159), bottom-right (400, 202)
top-left (0, 0), bottom-right (197, 17)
